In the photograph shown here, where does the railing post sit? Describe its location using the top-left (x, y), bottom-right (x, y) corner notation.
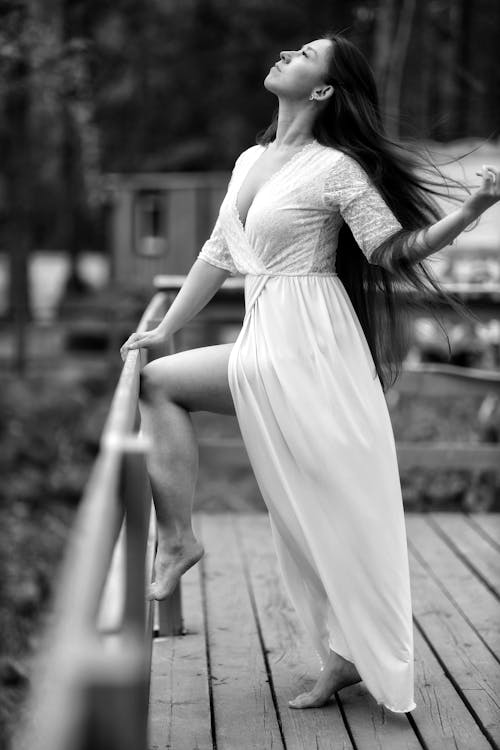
top-left (157, 582), bottom-right (183, 637)
top-left (79, 640), bottom-right (149, 750)
top-left (121, 440), bottom-right (153, 634)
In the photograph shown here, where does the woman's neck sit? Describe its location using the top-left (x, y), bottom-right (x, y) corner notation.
top-left (273, 99), bottom-right (316, 148)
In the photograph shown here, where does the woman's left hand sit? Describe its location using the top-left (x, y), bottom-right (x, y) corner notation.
top-left (462, 164), bottom-right (500, 222)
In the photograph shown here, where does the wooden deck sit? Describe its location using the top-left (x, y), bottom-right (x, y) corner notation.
top-left (148, 512), bottom-right (500, 750)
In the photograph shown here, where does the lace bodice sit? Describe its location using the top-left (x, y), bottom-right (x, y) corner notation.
top-left (197, 140), bottom-right (402, 276)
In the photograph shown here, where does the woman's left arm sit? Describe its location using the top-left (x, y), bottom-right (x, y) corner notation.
top-left (396, 165), bottom-right (500, 265)
top-left (326, 156), bottom-right (499, 271)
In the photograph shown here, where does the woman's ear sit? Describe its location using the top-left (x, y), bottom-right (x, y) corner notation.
top-left (309, 84), bottom-right (334, 102)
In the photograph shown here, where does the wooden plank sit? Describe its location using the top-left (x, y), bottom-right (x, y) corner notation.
top-left (81, 637), bottom-right (150, 750)
top-left (336, 690), bottom-right (419, 750)
top-left (411, 625), bottom-right (492, 750)
top-left (406, 514), bottom-right (500, 659)
top-left (429, 513), bottom-right (500, 598)
top-left (467, 513), bottom-right (500, 553)
top-left (113, 188), bottom-right (134, 284)
top-left (199, 513), bottom-right (284, 750)
top-left (408, 541), bottom-right (500, 746)
top-left (151, 274), bottom-right (500, 299)
top-left (147, 547), bottom-right (212, 750)
top-left (122, 449), bottom-right (152, 635)
top-left (234, 514), bottom-right (355, 750)
top-left (396, 443), bottom-right (500, 472)
top-left (394, 364), bottom-right (500, 397)
top-left (197, 438), bottom-right (500, 474)
top-left (168, 189), bottom-right (198, 274)
top-left (154, 274), bottom-right (245, 292)
top-left (236, 514), bottom-right (425, 749)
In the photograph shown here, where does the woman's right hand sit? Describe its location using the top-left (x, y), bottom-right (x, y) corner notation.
top-left (120, 326), bottom-right (170, 362)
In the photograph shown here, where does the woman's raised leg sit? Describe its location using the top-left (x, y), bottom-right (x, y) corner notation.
top-left (138, 342), bottom-right (236, 600)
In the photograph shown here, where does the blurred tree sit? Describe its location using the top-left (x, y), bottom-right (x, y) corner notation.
top-left (0, 0), bottom-right (498, 329)
top-left (0, 0), bottom-right (35, 371)
top-left (59, 0), bottom-right (102, 296)
top-left (1, 0), bottom-right (105, 308)
top-left (373, 0), bottom-right (396, 95)
top-left (399, 0), bottom-right (498, 140)
top-left (379, 0), bottom-right (416, 138)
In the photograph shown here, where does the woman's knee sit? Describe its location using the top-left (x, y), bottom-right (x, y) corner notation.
top-left (139, 360), bottom-right (172, 403)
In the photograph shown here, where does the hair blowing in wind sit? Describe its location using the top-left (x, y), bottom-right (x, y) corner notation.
top-left (258, 32), bottom-right (477, 393)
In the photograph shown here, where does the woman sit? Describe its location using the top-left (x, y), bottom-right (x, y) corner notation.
top-left (120, 33), bottom-right (499, 713)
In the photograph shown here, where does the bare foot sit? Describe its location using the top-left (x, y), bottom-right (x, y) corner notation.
top-left (288, 651), bottom-right (362, 709)
top-left (147, 537), bottom-right (204, 600)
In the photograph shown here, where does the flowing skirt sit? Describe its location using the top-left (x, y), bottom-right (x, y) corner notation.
top-left (227, 272), bottom-right (416, 713)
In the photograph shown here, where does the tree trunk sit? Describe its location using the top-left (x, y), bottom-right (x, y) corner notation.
top-left (5, 14), bottom-right (32, 373)
top-left (373, 0), bottom-right (396, 97)
top-left (446, 0), bottom-right (466, 140)
top-left (60, 0), bottom-right (89, 296)
top-left (383, 0), bottom-right (417, 139)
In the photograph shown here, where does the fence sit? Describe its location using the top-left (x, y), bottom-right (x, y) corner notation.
top-left (13, 292), bottom-right (180, 750)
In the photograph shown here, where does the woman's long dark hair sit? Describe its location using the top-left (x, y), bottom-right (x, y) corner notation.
top-left (257, 32), bottom-right (478, 393)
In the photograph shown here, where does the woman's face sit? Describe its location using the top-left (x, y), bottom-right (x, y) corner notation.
top-left (264, 38), bottom-right (333, 101)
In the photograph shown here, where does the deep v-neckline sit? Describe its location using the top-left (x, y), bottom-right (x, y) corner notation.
top-left (235, 139), bottom-right (317, 232)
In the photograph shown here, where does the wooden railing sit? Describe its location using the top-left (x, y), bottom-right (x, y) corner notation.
top-left (14, 276), bottom-right (500, 750)
top-left (13, 292), bottom-right (181, 750)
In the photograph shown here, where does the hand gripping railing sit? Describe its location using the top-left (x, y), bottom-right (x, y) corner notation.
top-left (13, 291), bottom-right (178, 750)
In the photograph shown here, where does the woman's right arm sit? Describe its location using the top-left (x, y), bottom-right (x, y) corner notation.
top-left (120, 258), bottom-right (231, 361)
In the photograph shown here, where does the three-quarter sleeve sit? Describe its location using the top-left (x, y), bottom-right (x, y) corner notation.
top-left (324, 154), bottom-right (402, 263)
top-left (197, 214), bottom-right (238, 274)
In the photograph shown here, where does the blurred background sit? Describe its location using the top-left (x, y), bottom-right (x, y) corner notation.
top-left (1, 0), bottom-right (499, 745)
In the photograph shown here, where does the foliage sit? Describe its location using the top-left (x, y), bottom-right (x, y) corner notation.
top-left (0, 372), bottom-right (112, 506)
top-left (0, 369), bottom-right (114, 748)
top-left (1, 0), bottom-right (499, 251)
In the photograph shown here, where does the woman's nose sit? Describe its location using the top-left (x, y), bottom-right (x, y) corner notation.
top-left (280, 50), bottom-right (290, 62)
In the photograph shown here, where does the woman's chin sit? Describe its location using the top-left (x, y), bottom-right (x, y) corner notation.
top-left (263, 74), bottom-right (279, 93)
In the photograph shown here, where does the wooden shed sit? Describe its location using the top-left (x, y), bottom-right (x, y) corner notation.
top-left (103, 172), bottom-right (230, 289)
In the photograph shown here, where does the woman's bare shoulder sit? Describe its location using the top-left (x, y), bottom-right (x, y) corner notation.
top-left (233, 143), bottom-right (263, 167)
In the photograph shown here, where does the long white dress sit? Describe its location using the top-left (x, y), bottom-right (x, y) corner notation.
top-left (197, 140), bottom-right (417, 713)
